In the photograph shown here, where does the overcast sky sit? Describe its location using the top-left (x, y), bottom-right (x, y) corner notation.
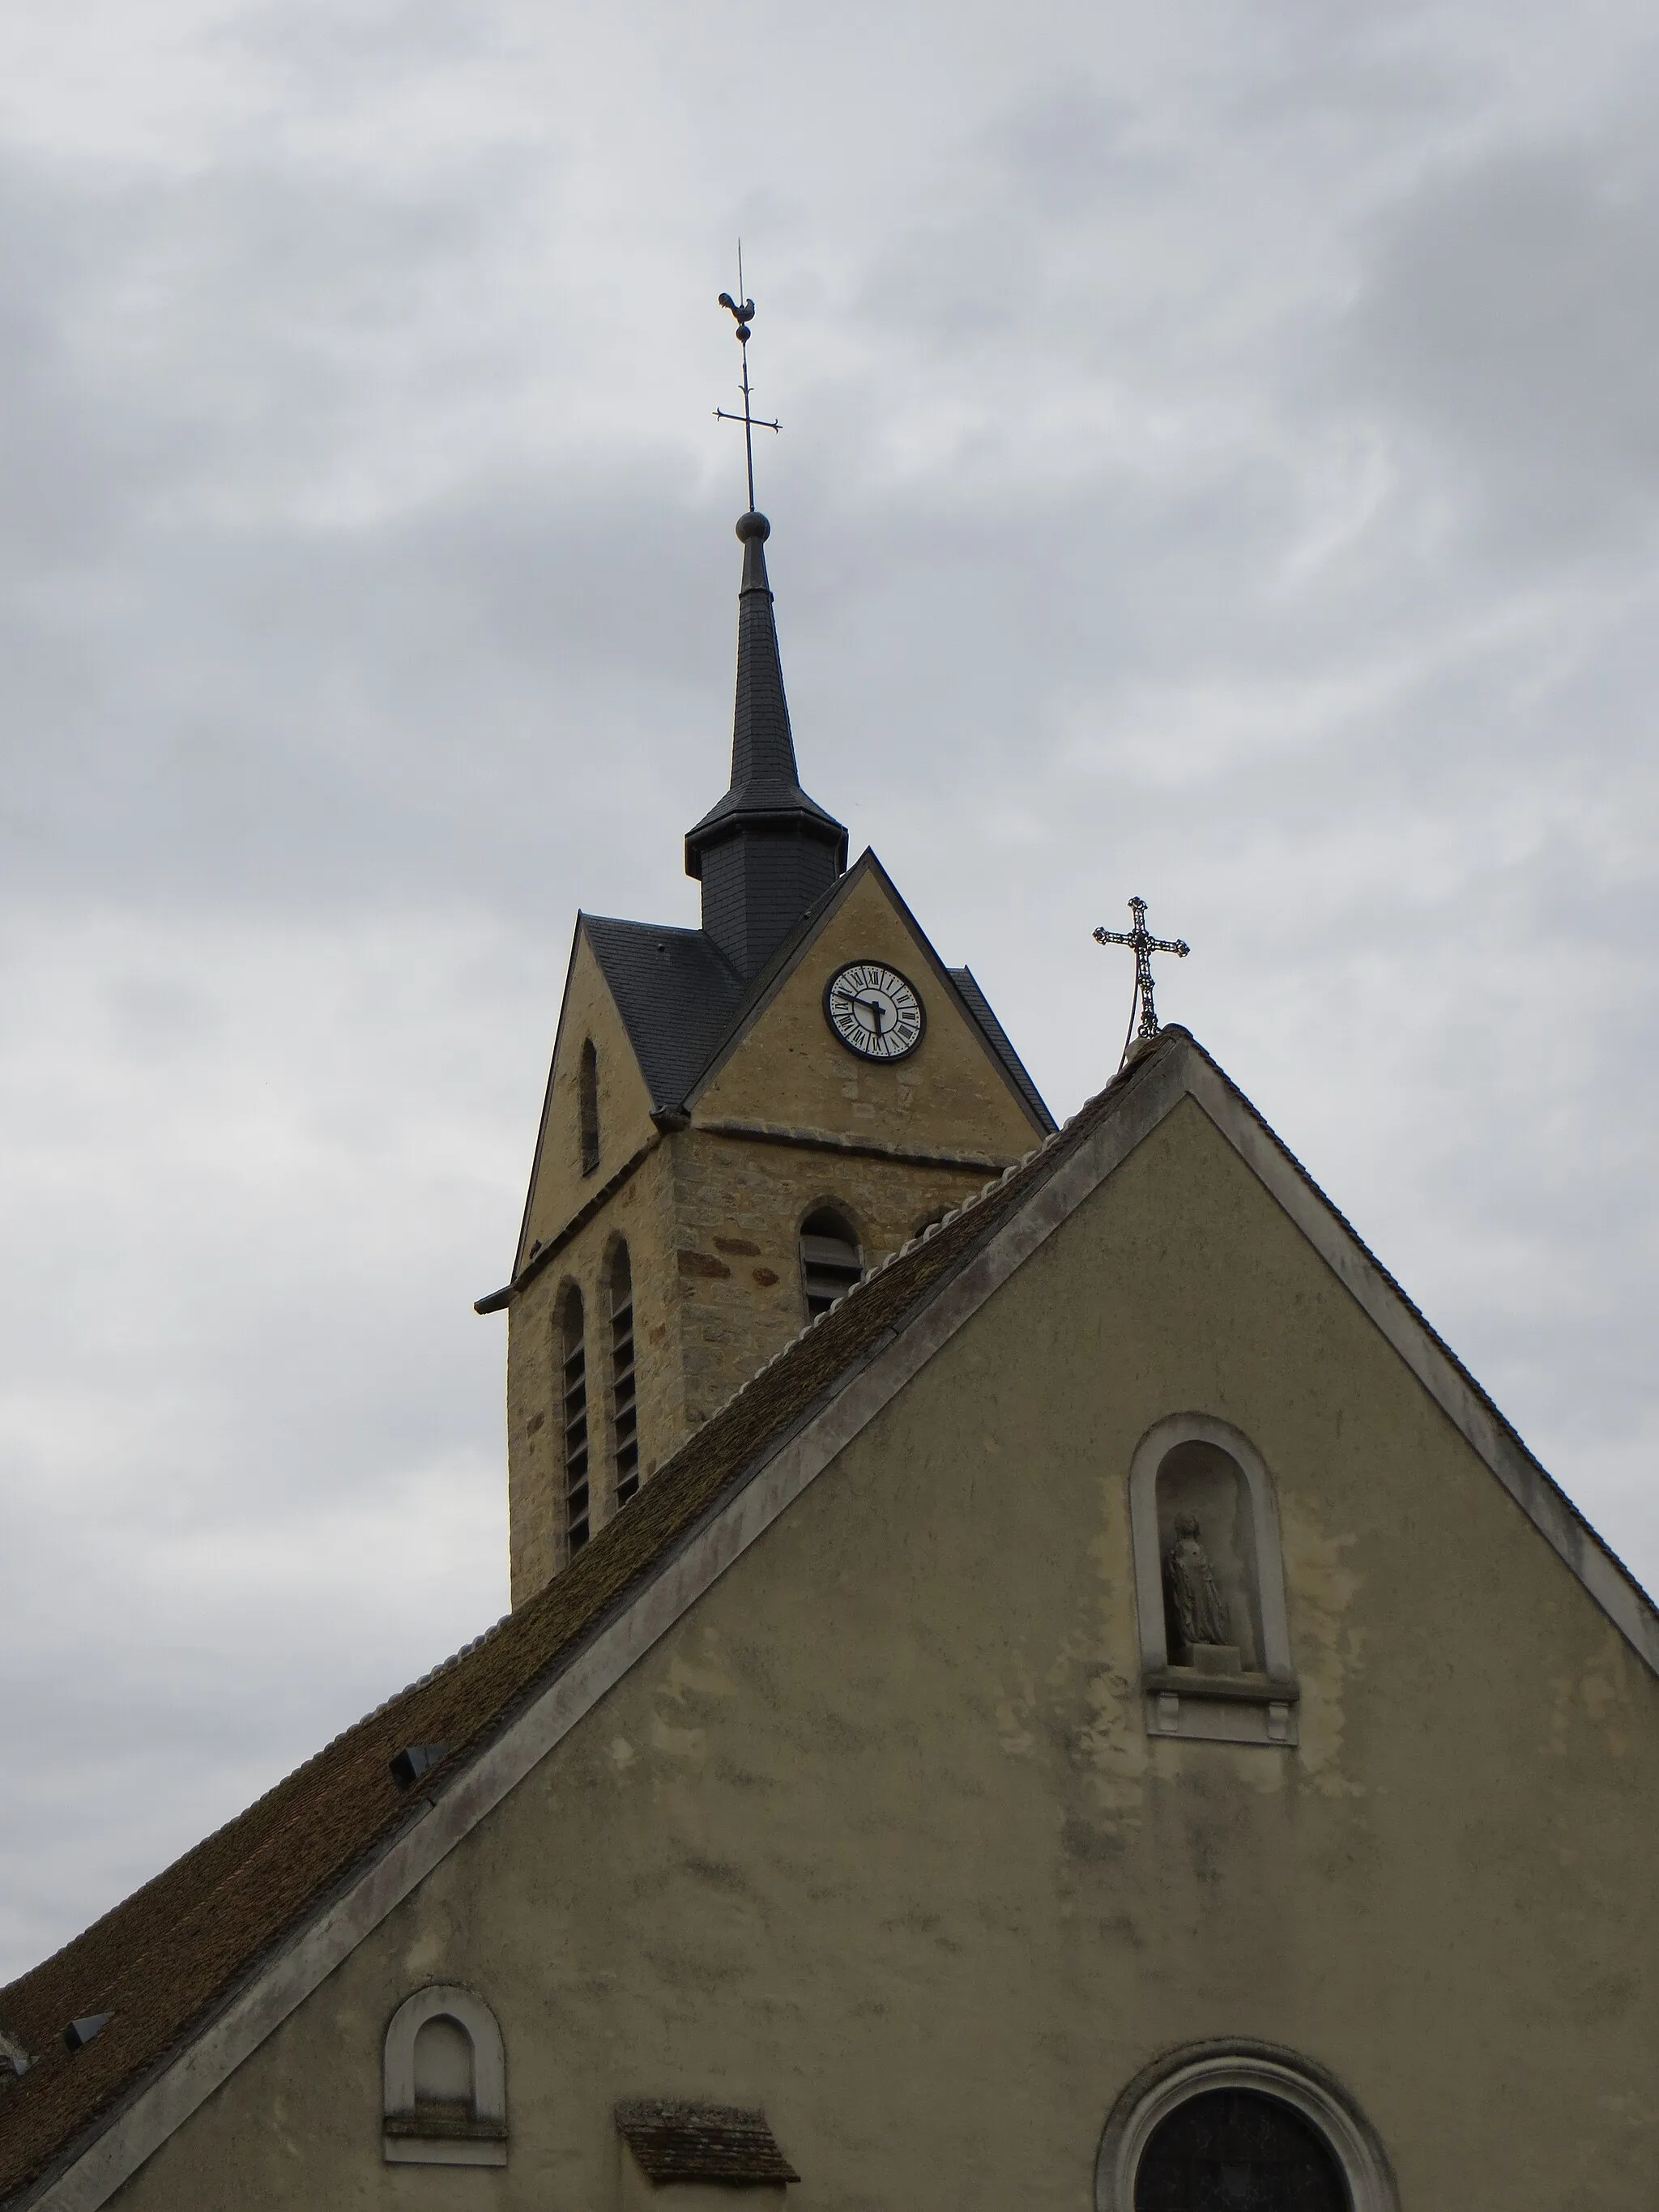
top-left (2, 0), bottom-right (1657, 1978)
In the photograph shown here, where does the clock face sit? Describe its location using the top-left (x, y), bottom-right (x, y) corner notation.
top-left (824, 961), bottom-right (925, 1061)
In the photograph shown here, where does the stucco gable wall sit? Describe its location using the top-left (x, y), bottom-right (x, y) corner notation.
top-left (111, 1097), bottom-right (1657, 2212)
top-left (692, 866), bottom-right (1039, 1157)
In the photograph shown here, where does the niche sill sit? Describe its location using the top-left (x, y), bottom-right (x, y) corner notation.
top-left (384, 2112), bottom-right (508, 2167)
top-left (1142, 1667), bottom-right (1300, 1747)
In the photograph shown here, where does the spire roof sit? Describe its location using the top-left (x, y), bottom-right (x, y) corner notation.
top-left (684, 513), bottom-right (847, 872)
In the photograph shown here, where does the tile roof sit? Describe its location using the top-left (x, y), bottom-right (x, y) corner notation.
top-left (615, 2099), bottom-right (800, 2186)
top-left (583, 916), bottom-right (744, 1115)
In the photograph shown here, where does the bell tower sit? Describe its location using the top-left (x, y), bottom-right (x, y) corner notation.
top-left (478, 303), bottom-right (1055, 1607)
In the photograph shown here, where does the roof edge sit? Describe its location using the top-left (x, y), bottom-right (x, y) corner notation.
top-left (1175, 1035), bottom-right (1658, 1666)
top-left (683, 799), bottom-right (849, 882)
top-left (508, 914), bottom-right (589, 1280)
top-left (949, 965), bottom-right (1056, 1135)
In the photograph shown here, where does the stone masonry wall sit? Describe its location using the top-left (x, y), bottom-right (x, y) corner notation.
top-left (668, 1129), bottom-right (1002, 1434)
top-left (505, 1127), bottom-right (1016, 1605)
top-left (505, 1142), bottom-right (683, 1608)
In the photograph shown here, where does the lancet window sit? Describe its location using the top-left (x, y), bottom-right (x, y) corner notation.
top-left (578, 1038), bottom-right (600, 1177)
top-left (560, 1287), bottom-right (590, 1554)
top-left (799, 1208), bottom-right (864, 1319)
top-left (610, 1241), bottom-right (639, 1510)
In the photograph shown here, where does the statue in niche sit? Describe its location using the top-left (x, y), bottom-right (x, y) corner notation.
top-left (1163, 1511), bottom-right (1232, 1656)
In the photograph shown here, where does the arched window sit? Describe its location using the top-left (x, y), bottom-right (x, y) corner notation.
top-left (1134, 2090), bottom-right (1346, 2210)
top-left (1096, 2041), bottom-right (1397, 2212)
top-left (578, 1038), bottom-right (600, 1176)
top-left (382, 1984), bottom-right (507, 2167)
top-left (610, 1241), bottom-right (639, 1510)
top-left (799, 1208), bottom-right (863, 1319)
top-left (561, 1287), bottom-right (590, 1554)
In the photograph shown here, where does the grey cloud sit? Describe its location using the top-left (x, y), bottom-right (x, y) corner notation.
top-left (1210, 5), bottom-right (1479, 140)
top-left (224, 0), bottom-right (502, 86)
top-left (1333, 139), bottom-right (1659, 555)
top-left (981, 83), bottom-right (1175, 216)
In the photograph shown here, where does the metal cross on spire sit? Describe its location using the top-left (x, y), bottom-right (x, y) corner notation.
top-left (1094, 897), bottom-right (1190, 1058)
top-left (714, 243), bottom-right (780, 513)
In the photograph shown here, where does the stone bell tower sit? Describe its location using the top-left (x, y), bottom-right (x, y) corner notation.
top-left (478, 504), bottom-right (1054, 1607)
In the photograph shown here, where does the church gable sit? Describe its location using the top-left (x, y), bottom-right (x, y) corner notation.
top-left (6, 1029), bottom-right (1654, 2212)
top-left (38, 1038), bottom-right (1659, 2212)
top-left (688, 850), bottom-right (1049, 1157)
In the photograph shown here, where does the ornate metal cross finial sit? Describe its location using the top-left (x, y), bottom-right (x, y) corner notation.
top-left (714, 242), bottom-right (780, 514)
top-left (1094, 896), bottom-right (1190, 1056)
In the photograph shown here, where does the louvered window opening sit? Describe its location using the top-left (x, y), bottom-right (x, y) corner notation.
top-left (800, 1219), bottom-right (864, 1319)
top-left (561, 1292), bottom-right (590, 1554)
top-left (611, 1247), bottom-right (639, 1508)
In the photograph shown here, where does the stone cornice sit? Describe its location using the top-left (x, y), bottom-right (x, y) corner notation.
top-left (693, 1117), bottom-right (1009, 1174)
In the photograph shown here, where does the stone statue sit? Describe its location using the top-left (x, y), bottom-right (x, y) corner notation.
top-left (1163, 1512), bottom-right (1231, 1654)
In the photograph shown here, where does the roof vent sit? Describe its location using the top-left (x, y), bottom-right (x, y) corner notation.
top-left (389, 1742), bottom-right (449, 1788)
top-left (0, 2027), bottom-right (32, 2078)
top-left (63, 2015), bottom-right (110, 2053)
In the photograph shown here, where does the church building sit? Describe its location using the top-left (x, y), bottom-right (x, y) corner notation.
top-left (0, 488), bottom-right (1656, 2212)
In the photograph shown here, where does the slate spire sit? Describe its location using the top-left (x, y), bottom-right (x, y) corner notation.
top-left (684, 511), bottom-right (848, 978)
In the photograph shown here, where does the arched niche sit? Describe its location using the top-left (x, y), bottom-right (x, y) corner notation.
top-left (1128, 1413), bottom-right (1299, 1746)
top-left (1095, 2040), bottom-right (1397, 2212)
top-left (382, 1984), bottom-right (507, 2167)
